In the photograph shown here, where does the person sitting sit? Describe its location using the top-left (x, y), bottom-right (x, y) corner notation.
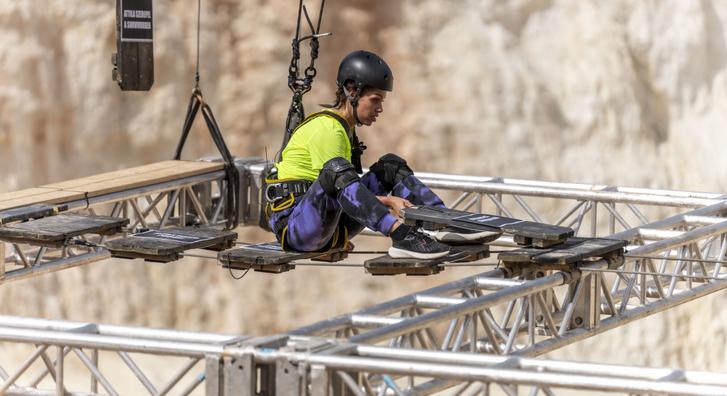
top-left (267, 50), bottom-right (484, 258)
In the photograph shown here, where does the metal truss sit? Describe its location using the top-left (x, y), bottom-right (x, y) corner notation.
top-left (291, 200), bottom-right (727, 353)
top-left (3, 159), bottom-right (727, 394)
top-left (0, 158), bottom-right (270, 286)
top-left (0, 316), bottom-right (726, 395)
top-left (276, 169), bottom-right (727, 393)
top-left (0, 316), bottom-right (243, 396)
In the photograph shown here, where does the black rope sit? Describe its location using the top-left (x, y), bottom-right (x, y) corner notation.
top-left (229, 266), bottom-right (250, 280)
top-left (195, 0), bottom-right (201, 89)
top-left (173, 0), bottom-right (239, 230)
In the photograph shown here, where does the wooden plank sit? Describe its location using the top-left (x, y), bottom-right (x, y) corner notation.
top-left (218, 243), bottom-right (347, 266)
top-left (0, 215), bottom-right (129, 247)
top-left (533, 238), bottom-right (627, 265)
top-left (43, 161), bottom-right (182, 190)
top-left (403, 207), bottom-right (574, 242)
top-left (60, 161), bottom-right (224, 198)
top-left (0, 161), bottom-right (223, 211)
top-left (402, 206), bottom-right (474, 227)
top-left (106, 227), bottom-right (237, 262)
top-left (498, 238), bottom-right (583, 264)
top-left (0, 190), bottom-right (86, 212)
top-left (498, 238), bottom-right (627, 266)
top-left (45, 160), bottom-right (224, 197)
top-left (497, 247), bottom-right (549, 263)
top-left (452, 213), bottom-right (573, 241)
top-left (0, 204), bottom-right (59, 225)
top-left (365, 245), bottom-right (489, 276)
top-left (0, 188), bottom-right (64, 204)
top-left (364, 258), bottom-right (444, 276)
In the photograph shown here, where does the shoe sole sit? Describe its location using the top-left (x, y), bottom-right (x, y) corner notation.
top-left (436, 231), bottom-right (502, 244)
top-left (388, 247), bottom-right (450, 260)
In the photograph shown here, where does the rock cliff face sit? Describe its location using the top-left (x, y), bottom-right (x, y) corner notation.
top-left (2, 0), bottom-right (727, 370)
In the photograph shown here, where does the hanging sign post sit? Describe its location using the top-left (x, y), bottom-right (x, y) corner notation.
top-left (112, 0), bottom-right (154, 91)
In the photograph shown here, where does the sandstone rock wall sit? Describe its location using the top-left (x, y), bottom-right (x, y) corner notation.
top-left (2, 0), bottom-right (727, 371)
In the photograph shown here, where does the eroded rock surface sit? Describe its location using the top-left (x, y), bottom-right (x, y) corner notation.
top-left (2, 0), bottom-right (727, 370)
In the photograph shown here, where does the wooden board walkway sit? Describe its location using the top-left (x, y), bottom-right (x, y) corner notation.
top-left (0, 160), bottom-right (224, 211)
top-left (403, 206), bottom-right (574, 247)
top-left (0, 204), bottom-right (61, 225)
top-left (498, 237), bottom-right (627, 272)
top-left (365, 245), bottom-right (490, 276)
top-left (0, 214), bottom-right (129, 248)
top-left (105, 227), bottom-right (237, 263)
top-left (218, 242), bottom-right (349, 274)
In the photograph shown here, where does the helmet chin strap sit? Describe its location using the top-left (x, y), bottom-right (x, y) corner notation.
top-left (344, 86), bottom-right (364, 127)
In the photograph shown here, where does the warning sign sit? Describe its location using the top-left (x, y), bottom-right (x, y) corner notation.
top-left (120, 0), bottom-right (153, 42)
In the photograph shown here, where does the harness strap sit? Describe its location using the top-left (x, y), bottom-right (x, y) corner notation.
top-left (174, 90), bottom-right (239, 230)
top-left (289, 110), bottom-right (367, 174)
top-left (265, 179), bottom-right (312, 203)
top-left (172, 0), bottom-right (239, 230)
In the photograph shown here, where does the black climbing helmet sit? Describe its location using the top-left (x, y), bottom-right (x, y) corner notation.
top-left (336, 50), bottom-right (394, 92)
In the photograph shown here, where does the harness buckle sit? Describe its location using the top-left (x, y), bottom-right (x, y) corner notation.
top-left (265, 183), bottom-right (289, 203)
top-left (265, 180), bottom-right (311, 203)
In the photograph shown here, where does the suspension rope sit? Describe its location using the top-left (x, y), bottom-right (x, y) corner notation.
top-left (173, 0), bottom-right (239, 230)
top-left (195, 0), bottom-right (201, 89)
top-left (60, 241), bottom-right (727, 277)
top-left (86, 242), bottom-right (727, 276)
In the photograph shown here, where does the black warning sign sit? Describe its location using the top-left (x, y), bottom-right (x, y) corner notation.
top-left (120, 0), bottom-right (153, 42)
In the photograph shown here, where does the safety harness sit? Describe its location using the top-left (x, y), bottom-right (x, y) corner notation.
top-left (265, 108), bottom-right (363, 223)
top-left (265, 179), bottom-right (311, 205)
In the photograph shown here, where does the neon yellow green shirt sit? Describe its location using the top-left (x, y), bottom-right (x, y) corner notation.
top-left (276, 112), bottom-right (352, 181)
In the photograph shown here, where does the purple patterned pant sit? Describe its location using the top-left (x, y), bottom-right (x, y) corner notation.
top-left (269, 172), bottom-right (445, 252)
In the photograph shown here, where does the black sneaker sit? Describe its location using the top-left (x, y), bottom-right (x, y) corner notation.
top-left (389, 229), bottom-right (450, 259)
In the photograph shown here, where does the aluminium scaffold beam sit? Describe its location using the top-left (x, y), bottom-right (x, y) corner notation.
top-left (0, 158), bottom-right (267, 284)
top-left (3, 157), bottom-right (727, 394)
top-left (0, 316), bottom-right (726, 395)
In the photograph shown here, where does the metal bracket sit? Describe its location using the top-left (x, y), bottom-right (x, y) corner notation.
top-left (233, 157), bottom-right (270, 227)
top-left (276, 358), bottom-right (303, 396)
top-left (572, 272), bottom-right (601, 330)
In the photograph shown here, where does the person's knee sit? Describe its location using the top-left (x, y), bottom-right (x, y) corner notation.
top-left (319, 157), bottom-right (360, 197)
top-left (370, 153), bottom-right (414, 191)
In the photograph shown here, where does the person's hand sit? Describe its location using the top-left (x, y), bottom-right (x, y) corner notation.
top-left (378, 196), bottom-right (414, 218)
